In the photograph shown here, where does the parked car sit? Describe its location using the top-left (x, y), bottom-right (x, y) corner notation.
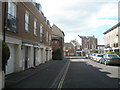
top-left (99, 54), bottom-right (120, 65)
top-left (91, 53), bottom-right (96, 60)
top-left (93, 54), bottom-right (103, 62)
top-left (85, 53), bottom-right (92, 59)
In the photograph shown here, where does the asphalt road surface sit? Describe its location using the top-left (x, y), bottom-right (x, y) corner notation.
top-left (61, 57), bottom-right (119, 89)
top-left (6, 57), bottom-right (120, 89)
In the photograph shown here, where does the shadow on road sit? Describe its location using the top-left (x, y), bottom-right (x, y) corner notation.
top-left (65, 56), bottom-right (86, 59)
top-left (62, 60), bottom-right (120, 89)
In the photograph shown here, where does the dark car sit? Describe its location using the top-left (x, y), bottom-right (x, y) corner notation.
top-left (99, 54), bottom-right (120, 65)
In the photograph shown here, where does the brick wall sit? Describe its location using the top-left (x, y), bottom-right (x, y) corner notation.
top-left (4, 2), bottom-right (52, 47)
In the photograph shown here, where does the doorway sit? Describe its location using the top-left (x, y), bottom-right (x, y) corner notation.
top-left (25, 46), bottom-right (28, 69)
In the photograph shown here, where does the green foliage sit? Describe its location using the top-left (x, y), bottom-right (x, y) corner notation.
top-left (104, 52), bottom-right (120, 56)
top-left (2, 41), bottom-right (10, 66)
top-left (52, 48), bottom-right (62, 60)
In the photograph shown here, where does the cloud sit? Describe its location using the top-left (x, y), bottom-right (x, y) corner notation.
top-left (64, 32), bottom-right (86, 43)
top-left (36, 0), bottom-right (119, 44)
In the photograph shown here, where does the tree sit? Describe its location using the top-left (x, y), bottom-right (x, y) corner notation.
top-left (104, 52), bottom-right (120, 56)
top-left (52, 48), bottom-right (62, 60)
top-left (2, 41), bottom-right (10, 71)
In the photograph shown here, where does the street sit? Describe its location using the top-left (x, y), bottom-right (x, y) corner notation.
top-left (6, 57), bottom-right (120, 89)
top-left (61, 57), bottom-right (119, 88)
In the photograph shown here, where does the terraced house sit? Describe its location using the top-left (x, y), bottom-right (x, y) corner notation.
top-left (2, 2), bottom-right (52, 75)
top-left (52, 24), bottom-right (65, 59)
top-left (103, 22), bottom-right (120, 53)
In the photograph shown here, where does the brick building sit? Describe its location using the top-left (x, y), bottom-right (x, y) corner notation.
top-left (2, 2), bottom-right (52, 75)
top-left (78, 35), bottom-right (98, 56)
top-left (64, 43), bottom-right (76, 56)
top-left (52, 24), bottom-right (65, 59)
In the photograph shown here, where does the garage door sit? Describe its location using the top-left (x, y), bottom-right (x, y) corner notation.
top-left (6, 44), bottom-right (15, 75)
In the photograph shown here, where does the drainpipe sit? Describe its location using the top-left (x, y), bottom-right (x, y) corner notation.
top-left (3, 2), bottom-right (7, 43)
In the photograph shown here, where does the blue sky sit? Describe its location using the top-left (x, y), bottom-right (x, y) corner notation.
top-left (36, 0), bottom-right (119, 45)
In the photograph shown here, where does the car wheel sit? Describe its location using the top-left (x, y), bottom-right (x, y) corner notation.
top-left (104, 61), bottom-right (107, 65)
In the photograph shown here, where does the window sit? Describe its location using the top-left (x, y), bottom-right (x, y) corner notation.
top-left (49, 34), bottom-right (51, 45)
top-left (40, 24), bottom-right (43, 41)
top-left (34, 19), bottom-right (37, 35)
top-left (7, 2), bottom-right (17, 32)
top-left (55, 41), bottom-right (57, 44)
top-left (25, 11), bottom-right (29, 31)
top-left (46, 32), bottom-right (48, 42)
top-left (8, 2), bottom-right (16, 18)
top-left (69, 47), bottom-right (71, 49)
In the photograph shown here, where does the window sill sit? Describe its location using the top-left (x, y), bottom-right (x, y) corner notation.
top-left (25, 30), bottom-right (29, 33)
top-left (34, 34), bottom-right (37, 37)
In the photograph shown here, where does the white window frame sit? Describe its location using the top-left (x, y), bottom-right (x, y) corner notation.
top-left (49, 34), bottom-right (51, 45)
top-left (40, 24), bottom-right (43, 41)
top-left (34, 19), bottom-right (37, 36)
top-left (46, 32), bottom-right (48, 42)
top-left (8, 2), bottom-right (16, 18)
top-left (25, 11), bottom-right (29, 32)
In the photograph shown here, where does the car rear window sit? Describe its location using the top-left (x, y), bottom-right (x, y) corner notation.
top-left (98, 55), bottom-right (103, 57)
top-left (108, 55), bottom-right (119, 58)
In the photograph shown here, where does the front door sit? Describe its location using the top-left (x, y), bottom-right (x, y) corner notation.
top-left (46, 50), bottom-right (48, 62)
top-left (25, 46), bottom-right (28, 69)
top-left (34, 48), bottom-right (36, 66)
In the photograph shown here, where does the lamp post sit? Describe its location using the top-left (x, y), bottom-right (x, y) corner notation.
top-left (2, 2), bottom-right (7, 73)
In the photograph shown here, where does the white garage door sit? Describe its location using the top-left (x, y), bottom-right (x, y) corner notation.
top-left (6, 44), bottom-right (15, 75)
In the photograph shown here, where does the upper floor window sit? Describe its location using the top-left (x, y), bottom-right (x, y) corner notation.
top-left (49, 34), bottom-right (51, 45)
top-left (7, 2), bottom-right (17, 33)
top-left (46, 32), bottom-right (48, 42)
top-left (34, 19), bottom-right (37, 35)
top-left (40, 24), bottom-right (43, 41)
top-left (25, 11), bottom-right (29, 31)
top-left (8, 2), bottom-right (16, 18)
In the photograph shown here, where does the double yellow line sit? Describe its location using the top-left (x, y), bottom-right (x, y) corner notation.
top-left (57, 60), bottom-right (70, 90)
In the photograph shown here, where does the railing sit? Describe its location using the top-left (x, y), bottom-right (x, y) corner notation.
top-left (104, 44), bottom-right (110, 48)
top-left (113, 43), bottom-right (118, 47)
top-left (7, 13), bottom-right (17, 33)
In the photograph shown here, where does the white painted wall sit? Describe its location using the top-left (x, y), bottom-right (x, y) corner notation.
top-left (41, 48), bottom-right (44, 63)
top-left (17, 45), bottom-right (23, 71)
top-left (29, 46), bottom-right (34, 68)
top-left (37, 48), bottom-right (41, 65)
top-left (5, 37), bottom-right (22, 75)
top-left (21, 46), bottom-right (25, 70)
top-left (43, 48), bottom-right (46, 63)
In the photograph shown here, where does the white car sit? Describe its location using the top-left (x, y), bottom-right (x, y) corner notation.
top-left (91, 53), bottom-right (96, 60)
top-left (93, 54), bottom-right (104, 62)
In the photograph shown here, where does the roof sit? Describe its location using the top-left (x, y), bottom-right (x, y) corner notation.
top-left (52, 24), bottom-right (65, 37)
top-left (97, 45), bottom-right (104, 47)
top-left (103, 22), bottom-right (120, 34)
top-left (78, 35), bottom-right (96, 38)
top-left (64, 43), bottom-right (74, 47)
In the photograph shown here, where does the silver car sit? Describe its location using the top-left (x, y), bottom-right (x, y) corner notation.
top-left (93, 54), bottom-right (103, 62)
top-left (99, 54), bottom-right (120, 65)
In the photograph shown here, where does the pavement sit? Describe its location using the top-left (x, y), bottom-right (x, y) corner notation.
top-left (5, 59), bottom-right (69, 88)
